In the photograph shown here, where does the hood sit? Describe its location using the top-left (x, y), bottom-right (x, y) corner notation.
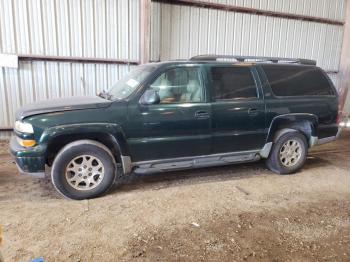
top-left (16, 96), bottom-right (112, 120)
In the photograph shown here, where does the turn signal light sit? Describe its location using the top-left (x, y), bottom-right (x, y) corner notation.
top-left (18, 139), bottom-right (36, 147)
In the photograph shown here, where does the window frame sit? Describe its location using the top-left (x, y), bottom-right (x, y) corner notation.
top-left (261, 65), bottom-right (337, 99)
top-left (207, 65), bottom-right (260, 102)
top-left (140, 65), bottom-right (207, 105)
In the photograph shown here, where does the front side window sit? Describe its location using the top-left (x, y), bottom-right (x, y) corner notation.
top-left (210, 66), bottom-right (258, 101)
top-left (149, 67), bottom-right (204, 104)
top-left (262, 65), bottom-right (335, 97)
top-left (108, 65), bottom-right (156, 100)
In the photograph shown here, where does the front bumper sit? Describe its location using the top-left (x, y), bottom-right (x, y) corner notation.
top-left (9, 135), bottom-right (46, 177)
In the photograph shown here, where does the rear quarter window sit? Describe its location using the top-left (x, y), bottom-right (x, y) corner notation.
top-left (262, 65), bottom-right (335, 97)
top-left (209, 66), bottom-right (258, 100)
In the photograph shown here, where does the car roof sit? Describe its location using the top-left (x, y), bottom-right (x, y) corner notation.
top-left (144, 55), bottom-right (318, 69)
top-left (144, 60), bottom-right (318, 69)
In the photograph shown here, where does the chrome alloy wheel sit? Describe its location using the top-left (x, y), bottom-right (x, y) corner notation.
top-left (65, 155), bottom-right (105, 191)
top-left (279, 139), bottom-right (302, 167)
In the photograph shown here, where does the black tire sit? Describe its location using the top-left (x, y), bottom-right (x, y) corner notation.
top-left (266, 131), bottom-right (308, 175)
top-left (51, 140), bottom-right (117, 200)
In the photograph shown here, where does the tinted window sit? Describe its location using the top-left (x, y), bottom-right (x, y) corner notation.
top-left (210, 67), bottom-right (257, 100)
top-left (149, 67), bottom-right (203, 104)
top-left (263, 65), bottom-right (334, 96)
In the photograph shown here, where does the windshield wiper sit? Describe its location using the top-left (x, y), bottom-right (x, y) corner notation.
top-left (97, 90), bottom-right (112, 100)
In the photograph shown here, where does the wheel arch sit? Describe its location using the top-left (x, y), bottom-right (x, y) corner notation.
top-left (41, 123), bottom-right (131, 174)
top-left (260, 113), bottom-right (318, 158)
top-left (266, 114), bottom-right (318, 146)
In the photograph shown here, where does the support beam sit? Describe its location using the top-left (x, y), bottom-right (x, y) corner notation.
top-left (0, 127), bottom-right (13, 131)
top-left (339, 0), bottom-right (350, 113)
top-left (153, 0), bottom-right (344, 26)
top-left (18, 55), bottom-right (139, 65)
top-left (140, 0), bottom-right (151, 64)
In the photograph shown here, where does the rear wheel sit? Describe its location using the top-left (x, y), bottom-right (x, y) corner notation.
top-left (51, 140), bottom-right (116, 200)
top-left (266, 131), bottom-right (308, 175)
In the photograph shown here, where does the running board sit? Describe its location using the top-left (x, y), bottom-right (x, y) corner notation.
top-left (133, 151), bottom-right (260, 174)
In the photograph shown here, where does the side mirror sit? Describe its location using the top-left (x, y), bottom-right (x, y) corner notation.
top-left (140, 89), bottom-right (160, 105)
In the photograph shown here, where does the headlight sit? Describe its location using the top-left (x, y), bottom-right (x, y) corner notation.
top-left (15, 121), bottom-right (34, 134)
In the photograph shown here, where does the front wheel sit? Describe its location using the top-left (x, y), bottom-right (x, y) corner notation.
top-left (266, 131), bottom-right (308, 175)
top-left (51, 140), bottom-right (117, 200)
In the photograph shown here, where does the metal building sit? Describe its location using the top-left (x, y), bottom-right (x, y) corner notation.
top-left (0, 0), bottom-right (350, 139)
top-left (150, 0), bottom-right (345, 90)
top-left (0, 0), bottom-right (140, 138)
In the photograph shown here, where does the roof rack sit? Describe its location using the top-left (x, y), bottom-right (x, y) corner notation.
top-left (189, 55), bottom-right (317, 65)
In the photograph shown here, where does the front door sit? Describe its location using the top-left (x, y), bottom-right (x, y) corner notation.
top-left (208, 65), bottom-right (267, 153)
top-left (126, 66), bottom-right (212, 162)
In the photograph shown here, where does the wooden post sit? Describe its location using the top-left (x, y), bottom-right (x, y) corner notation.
top-left (140, 0), bottom-right (151, 64)
top-left (339, 0), bottom-right (350, 113)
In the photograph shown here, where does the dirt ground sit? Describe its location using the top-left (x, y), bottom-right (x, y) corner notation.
top-left (0, 132), bottom-right (350, 262)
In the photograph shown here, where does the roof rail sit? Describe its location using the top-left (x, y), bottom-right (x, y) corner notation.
top-left (189, 55), bottom-right (317, 65)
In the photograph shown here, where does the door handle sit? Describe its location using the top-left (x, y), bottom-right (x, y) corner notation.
top-left (195, 110), bottom-right (210, 119)
top-left (248, 108), bottom-right (259, 115)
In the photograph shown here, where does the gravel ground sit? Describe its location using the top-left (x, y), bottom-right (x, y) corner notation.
top-left (0, 131), bottom-right (349, 261)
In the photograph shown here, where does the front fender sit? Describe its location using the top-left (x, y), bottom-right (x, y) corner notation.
top-left (39, 123), bottom-right (129, 156)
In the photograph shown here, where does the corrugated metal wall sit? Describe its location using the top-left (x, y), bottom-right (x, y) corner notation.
top-left (200, 0), bottom-right (347, 20)
top-left (150, 0), bottom-right (346, 92)
top-left (0, 0), bottom-right (140, 58)
top-left (0, 0), bottom-right (140, 138)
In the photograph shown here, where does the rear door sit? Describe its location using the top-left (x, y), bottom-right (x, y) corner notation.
top-left (208, 65), bottom-right (267, 153)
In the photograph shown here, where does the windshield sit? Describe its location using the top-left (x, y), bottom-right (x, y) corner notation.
top-left (107, 65), bottom-right (156, 100)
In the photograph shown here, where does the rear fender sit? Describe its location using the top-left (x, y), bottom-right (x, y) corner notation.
top-left (266, 113), bottom-right (319, 146)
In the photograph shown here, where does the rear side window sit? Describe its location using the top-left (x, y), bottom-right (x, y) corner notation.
top-left (210, 67), bottom-right (258, 100)
top-left (262, 65), bottom-right (334, 97)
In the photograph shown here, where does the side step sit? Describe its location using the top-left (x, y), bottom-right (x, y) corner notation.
top-left (133, 151), bottom-right (260, 174)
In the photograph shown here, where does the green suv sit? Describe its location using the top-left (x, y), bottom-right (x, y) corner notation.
top-left (10, 55), bottom-right (340, 199)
